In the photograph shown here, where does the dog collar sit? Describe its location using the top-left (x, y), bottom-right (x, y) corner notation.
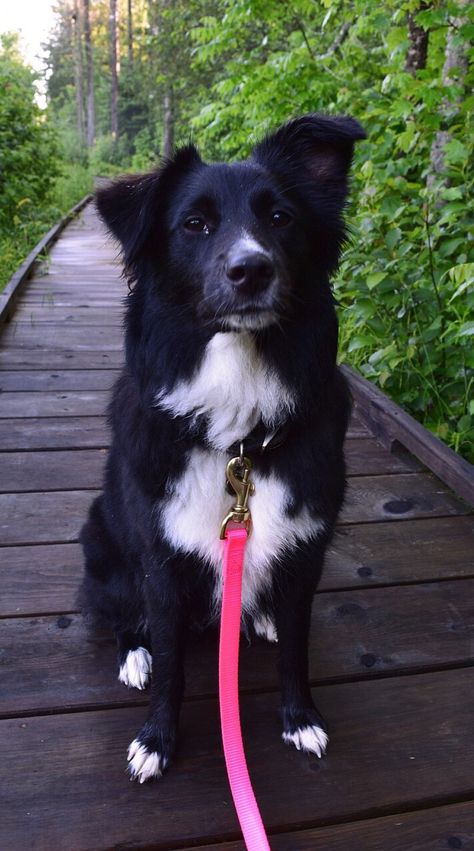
top-left (227, 420), bottom-right (290, 457)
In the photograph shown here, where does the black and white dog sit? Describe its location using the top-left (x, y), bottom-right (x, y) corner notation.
top-left (80, 114), bottom-right (365, 783)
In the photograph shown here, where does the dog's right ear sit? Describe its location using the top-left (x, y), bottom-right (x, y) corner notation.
top-left (95, 144), bottom-right (202, 268)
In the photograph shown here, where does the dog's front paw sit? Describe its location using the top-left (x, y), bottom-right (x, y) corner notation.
top-left (282, 707), bottom-right (328, 758)
top-left (127, 725), bottom-right (176, 783)
top-left (118, 647), bottom-right (152, 690)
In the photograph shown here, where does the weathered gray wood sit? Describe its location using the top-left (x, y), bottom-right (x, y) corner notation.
top-left (0, 370), bottom-right (119, 391)
top-left (0, 391), bottom-right (111, 418)
top-left (0, 490), bottom-right (99, 545)
top-left (344, 365), bottom-right (474, 507)
top-left (1, 474), bottom-right (468, 546)
top-left (8, 307), bottom-right (123, 325)
top-left (0, 442), bottom-right (420, 493)
top-left (2, 516), bottom-right (473, 616)
top-left (0, 450), bottom-right (106, 492)
top-left (0, 544), bottom-right (82, 616)
top-left (1, 326), bottom-right (123, 349)
top-left (341, 472), bottom-right (468, 524)
top-left (0, 417), bottom-right (109, 449)
top-left (2, 579), bottom-right (474, 715)
top-left (1, 670), bottom-right (473, 850)
top-left (0, 349), bottom-right (124, 369)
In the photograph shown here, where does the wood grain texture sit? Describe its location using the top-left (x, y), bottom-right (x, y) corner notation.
top-left (1, 474), bottom-right (467, 546)
top-left (345, 365), bottom-right (474, 507)
top-left (0, 416), bottom-right (109, 449)
top-left (1, 516), bottom-right (473, 617)
top-left (0, 442), bottom-right (420, 493)
top-left (0, 348), bottom-right (124, 369)
top-left (0, 391), bottom-right (110, 418)
top-left (0, 369), bottom-right (119, 391)
top-left (1, 670), bottom-right (474, 850)
top-left (0, 543), bottom-right (82, 616)
top-left (2, 579), bottom-right (474, 715)
top-left (178, 802), bottom-right (474, 850)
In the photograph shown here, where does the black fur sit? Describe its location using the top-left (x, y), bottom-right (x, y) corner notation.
top-left (79, 113), bottom-right (365, 779)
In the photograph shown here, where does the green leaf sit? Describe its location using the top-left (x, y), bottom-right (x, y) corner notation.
top-left (366, 271), bottom-right (387, 290)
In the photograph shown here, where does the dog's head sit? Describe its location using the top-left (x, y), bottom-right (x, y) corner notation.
top-left (97, 114), bottom-right (365, 332)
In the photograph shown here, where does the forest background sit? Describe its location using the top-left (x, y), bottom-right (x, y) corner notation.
top-left (0, 0), bottom-right (473, 461)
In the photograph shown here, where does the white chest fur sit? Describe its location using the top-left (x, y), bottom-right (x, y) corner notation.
top-left (158, 447), bottom-right (325, 613)
top-left (155, 331), bottom-right (295, 450)
top-left (155, 332), bottom-right (323, 613)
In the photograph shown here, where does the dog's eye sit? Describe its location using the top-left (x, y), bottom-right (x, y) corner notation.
top-left (271, 210), bottom-right (292, 228)
top-left (184, 216), bottom-right (209, 234)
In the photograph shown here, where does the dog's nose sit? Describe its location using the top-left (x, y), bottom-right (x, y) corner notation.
top-left (225, 252), bottom-right (274, 295)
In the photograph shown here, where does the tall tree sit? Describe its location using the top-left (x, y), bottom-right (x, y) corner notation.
top-left (109, 0), bottom-right (119, 139)
top-left (405, 3), bottom-right (431, 74)
top-left (83, 0), bottom-right (95, 147)
top-left (72, 0), bottom-right (85, 145)
top-left (127, 0), bottom-right (133, 67)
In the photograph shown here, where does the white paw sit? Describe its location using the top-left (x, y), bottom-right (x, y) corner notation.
top-left (118, 647), bottom-right (152, 690)
top-left (127, 739), bottom-right (167, 783)
top-left (253, 613), bottom-right (278, 643)
top-left (282, 725), bottom-right (329, 758)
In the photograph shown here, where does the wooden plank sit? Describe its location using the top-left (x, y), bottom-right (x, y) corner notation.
top-left (0, 416), bottom-right (365, 451)
top-left (341, 472), bottom-right (469, 524)
top-left (9, 307), bottom-right (123, 325)
top-left (1, 326), bottom-right (123, 349)
top-left (0, 417), bottom-right (109, 450)
top-left (0, 370), bottom-right (119, 391)
top-left (2, 517), bottom-right (473, 617)
top-left (0, 450), bottom-right (106, 492)
top-left (2, 579), bottom-right (474, 715)
top-left (1, 670), bottom-right (473, 850)
top-left (0, 544), bottom-right (82, 616)
top-left (0, 195), bottom-right (92, 324)
top-left (178, 801), bottom-right (474, 850)
top-left (0, 490), bottom-right (99, 545)
top-left (344, 365), bottom-right (474, 507)
top-left (344, 439), bottom-right (422, 475)
top-left (0, 391), bottom-right (111, 418)
top-left (1, 475), bottom-right (468, 546)
top-left (0, 443), bottom-right (419, 493)
top-left (323, 515), bottom-right (474, 589)
top-left (0, 349), bottom-right (124, 369)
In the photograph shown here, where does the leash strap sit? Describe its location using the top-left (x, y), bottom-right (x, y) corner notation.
top-left (219, 528), bottom-right (271, 851)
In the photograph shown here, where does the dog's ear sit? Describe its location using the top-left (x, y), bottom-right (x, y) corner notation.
top-left (252, 114), bottom-right (365, 185)
top-left (95, 144), bottom-right (202, 267)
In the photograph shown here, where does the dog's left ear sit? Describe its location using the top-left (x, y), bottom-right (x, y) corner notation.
top-left (252, 114), bottom-right (366, 185)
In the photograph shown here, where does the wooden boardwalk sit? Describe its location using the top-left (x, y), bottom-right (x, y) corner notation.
top-left (1, 205), bottom-right (474, 851)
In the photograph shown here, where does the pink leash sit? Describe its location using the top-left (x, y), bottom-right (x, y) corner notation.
top-left (219, 527), bottom-right (271, 851)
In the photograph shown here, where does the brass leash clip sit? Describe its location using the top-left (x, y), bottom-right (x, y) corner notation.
top-left (220, 455), bottom-right (255, 539)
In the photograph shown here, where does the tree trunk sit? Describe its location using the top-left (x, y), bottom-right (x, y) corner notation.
top-left (83, 0), bottom-right (95, 148)
top-left (127, 0), bottom-right (133, 66)
top-left (109, 0), bottom-right (119, 139)
top-left (72, 0), bottom-right (85, 145)
top-left (428, 0), bottom-right (469, 186)
top-left (162, 87), bottom-right (174, 158)
top-left (405, 3), bottom-right (431, 74)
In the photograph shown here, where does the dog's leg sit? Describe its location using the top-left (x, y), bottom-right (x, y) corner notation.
top-left (127, 553), bottom-right (189, 783)
top-left (274, 547), bottom-right (328, 758)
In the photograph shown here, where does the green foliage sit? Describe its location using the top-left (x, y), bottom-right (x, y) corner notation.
top-left (0, 33), bottom-right (60, 230)
top-left (189, 0), bottom-right (474, 461)
top-left (0, 35), bottom-right (93, 291)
